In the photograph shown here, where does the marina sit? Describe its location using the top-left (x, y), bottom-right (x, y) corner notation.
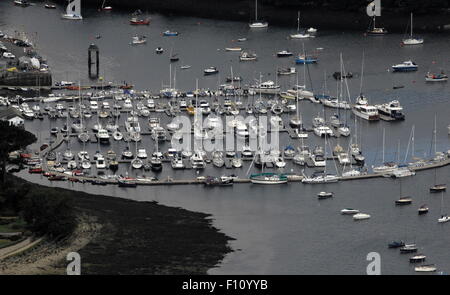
top-left (2, 0), bottom-right (450, 275)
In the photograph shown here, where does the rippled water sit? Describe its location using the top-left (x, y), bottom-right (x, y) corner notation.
top-left (3, 3), bottom-right (450, 274)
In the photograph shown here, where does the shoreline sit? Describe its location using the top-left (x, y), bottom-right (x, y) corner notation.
top-left (0, 175), bottom-right (233, 275)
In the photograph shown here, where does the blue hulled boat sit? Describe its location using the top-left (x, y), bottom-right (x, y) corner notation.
top-left (295, 54), bottom-right (318, 64)
top-left (392, 60), bottom-right (418, 72)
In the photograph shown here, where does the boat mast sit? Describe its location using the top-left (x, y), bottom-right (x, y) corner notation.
top-left (255, 0), bottom-right (258, 21)
top-left (382, 128), bottom-right (385, 163)
top-left (410, 13), bottom-right (413, 38)
top-left (297, 11), bottom-right (300, 33)
top-left (434, 114), bottom-right (437, 156)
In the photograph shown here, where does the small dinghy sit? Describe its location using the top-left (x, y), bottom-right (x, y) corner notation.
top-left (340, 208), bottom-right (359, 215)
top-left (415, 264), bottom-right (437, 272)
top-left (410, 254), bottom-right (426, 263)
top-left (155, 47), bottom-right (164, 54)
top-left (317, 191), bottom-right (333, 199)
top-left (353, 213), bottom-right (371, 221)
top-left (181, 65), bottom-right (191, 70)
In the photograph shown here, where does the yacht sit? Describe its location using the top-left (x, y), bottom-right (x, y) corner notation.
top-left (131, 158), bottom-right (143, 169)
top-left (302, 172), bottom-right (339, 184)
top-left (137, 148), bottom-right (148, 159)
top-left (376, 100), bottom-right (405, 121)
top-left (97, 129), bottom-right (110, 143)
top-left (276, 50), bottom-right (293, 57)
top-left (313, 125), bottom-right (333, 137)
top-left (204, 67), bottom-right (219, 76)
top-left (125, 116), bottom-right (141, 133)
top-left (352, 95), bottom-right (379, 121)
top-left (249, 0), bottom-right (268, 28)
top-left (96, 156), bottom-right (106, 169)
top-left (150, 155), bottom-right (163, 172)
top-left (401, 13), bottom-right (423, 45)
top-left (250, 80), bottom-right (280, 94)
top-left (392, 61), bottom-right (418, 72)
top-left (151, 126), bottom-right (167, 141)
top-left (190, 152), bottom-right (206, 169)
top-left (171, 157), bottom-right (185, 169)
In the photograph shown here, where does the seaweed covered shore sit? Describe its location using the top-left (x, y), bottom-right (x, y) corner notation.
top-left (0, 175), bottom-right (233, 275)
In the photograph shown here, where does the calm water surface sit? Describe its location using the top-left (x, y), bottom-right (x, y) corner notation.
top-left (2, 3), bottom-right (450, 274)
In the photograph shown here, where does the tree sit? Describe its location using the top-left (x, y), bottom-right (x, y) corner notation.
top-left (0, 121), bottom-right (37, 185)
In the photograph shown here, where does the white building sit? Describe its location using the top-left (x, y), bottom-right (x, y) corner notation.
top-left (0, 107), bottom-right (24, 127)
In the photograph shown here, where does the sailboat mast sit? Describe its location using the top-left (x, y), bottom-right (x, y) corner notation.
top-left (382, 128), bottom-right (385, 163)
top-left (410, 13), bottom-right (413, 37)
top-left (255, 0), bottom-right (258, 21)
top-left (297, 11), bottom-right (300, 33)
top-left (434, 114), bottom-right (437, 155)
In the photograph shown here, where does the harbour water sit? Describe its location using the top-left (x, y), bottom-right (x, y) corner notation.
top-left (3, 3), bottom-right (450, 274)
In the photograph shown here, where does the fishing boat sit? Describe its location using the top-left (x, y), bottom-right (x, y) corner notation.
top-left (353, 213), bottom-right (371, 220)
top-left (366, 0), bottom-right (387, 35)
top-left (249, 0), bottom-right (268, 28)
top-left (425, 71), bottom-right (448, 82)
top-left (402, 13), bottom-right (423, 45)
top-left (341, 208), bottom-right (360, 215)
top-left (62, 0), bottom-right (83, 20)
top-left (277, 50), bottom-right (293, 57)
top-left (130, 35), bottom-right (146, 45)
top-left (240, 51), bottom-right (257, 61)
top-left (295, 54), bottom-right (318, 64)
top-left (318, 191), bottom-right (333, 199)
top-left (376, 100), bottom-right (405, 121)
top-left (290, 11), bottom-right (310, 39)
top-left (204, 67), bottom-right (219, 75)
top-left (415, 265), bottom-right (437, 272)
top-left (130, 17), bottom-right (150, 25)
top-left (250, 173), bottom-right (288, 184)
top-left (163, 30), bottom-right (178, 36)
top-left (392, 61), bottom-right (418, 72)
top-left (410, 254), bottom-right (426, 263)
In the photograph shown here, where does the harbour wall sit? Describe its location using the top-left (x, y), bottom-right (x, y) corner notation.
top-left (54, 0), bottom-right (450, 32)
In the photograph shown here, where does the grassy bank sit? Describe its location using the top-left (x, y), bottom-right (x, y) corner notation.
top-left (0, 175), bottom-right (233, 274)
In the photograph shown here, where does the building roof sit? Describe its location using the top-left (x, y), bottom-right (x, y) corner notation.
top-left (0, 107), bottom-right (24, 120)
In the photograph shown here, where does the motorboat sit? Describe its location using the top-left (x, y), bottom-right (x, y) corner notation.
top-left (163, 30), bottom-right (179, 36)
top-left (121, 147), bottom-right (133, 159)
top-left (96, 156), bottom-right (106, 169)
top-left (14, 0), bottom-right (31, 7)
top-left (250, 80), bottom-right (280, 94)
top-left (136, 148), bottom-right (148, 159)
top-left (130, 35), bottom-right (147, 45)
top-left (204, 67), bottom-right (219, 75)
top-left (276, 50), bottom-right (293, 57)
top-left (373, 162), bottom-right (398, 174)
top-left (171, 157), bottom-right (185, 169)
top-left (239, 51), bottom-right (257, 61)
top-left (97, 129), bottom-right (110, 143)
top-left (392, 60), bottom-right (418, 72)
top-left (155, 47), bottom-right (164, 54)
top-left (376, 100), bottom-right (405, 121)
top-left (352, 95), bottom-right (379, 121)
top-left (225, 47), bottom-right (242, 52)
top-left (353, 213), bottom-right (371, 220)
top-left (341, 208), bottom-right (360, 215)
top-left (190, 152), bottom-right (206, 169)
top-left (438, 215), bottom-right (450, 223)
top-left (314, 126), bottom-right (333, 137)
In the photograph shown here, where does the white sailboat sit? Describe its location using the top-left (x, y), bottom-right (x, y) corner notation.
top-left (366, 0), bottom-right (387, 35)
top-left (289, 11), bottom-right (310, 39)
top-left (62, 0), bottom-right (83, 20)
top-left (438, 192), bottom-right (450, 223)
top-left (402, 13), bottom-right (423, 45)
top-left (249, 0), bottom-right (268, 28)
